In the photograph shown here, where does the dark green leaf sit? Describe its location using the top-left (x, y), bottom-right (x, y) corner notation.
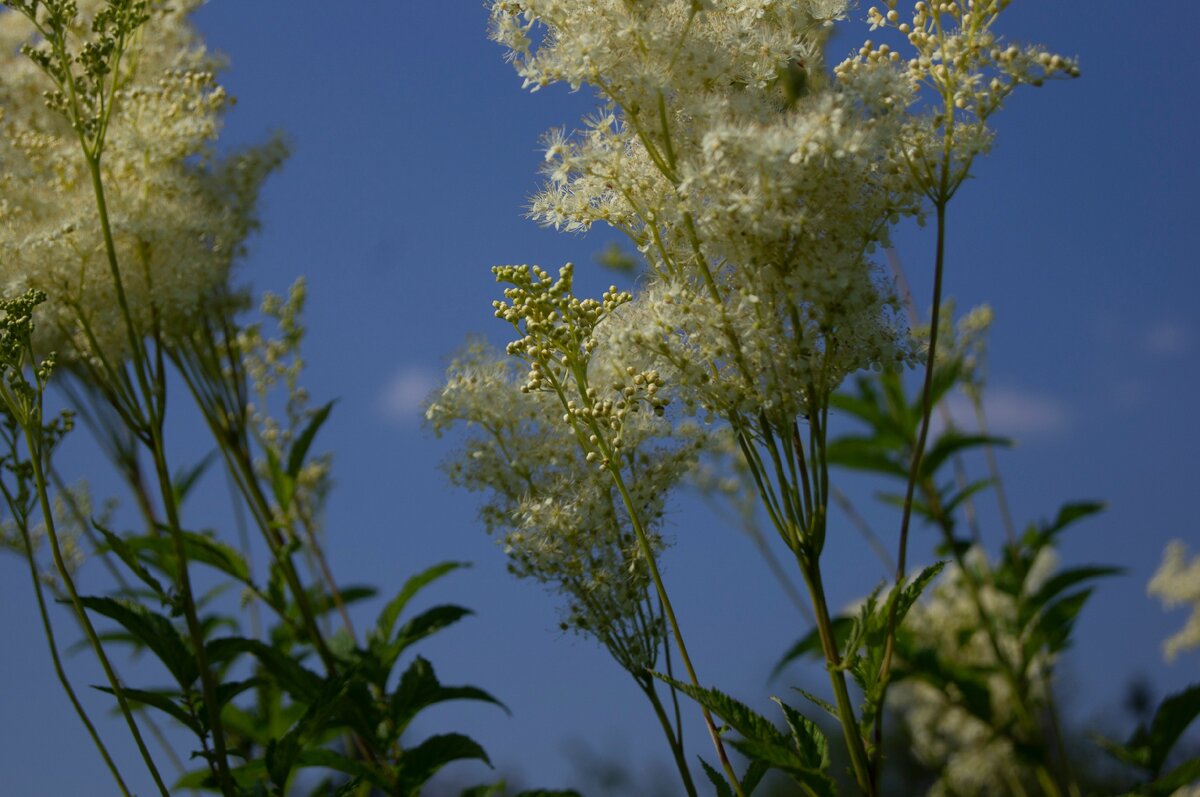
top-left (77, 596), bottom-right (197, 688)
top-left (374, 561), bottom-right (470, 643)
top-left (459, 783), bottom-right (508, 797)
top-left (1145, 683), bottom-right (1200, 774)
top-left (1023, 501), bottom-right (1106, 548)
top-left (825, 436), bottom-right (907, 478)
top-left (391, 655), bottom-right (508, 734)
top-left (172, 450), bottom-right (217, 507)
top-left (92, 521), bottom-right (166, 597)
top-left (397, 733), bottom-right (492, 793)
top-left (130, 528), bottom-right (252, 585)
top-left (1146, 755), bottom-right (1200, 795)
top-left (1024, 589), bottom-right (1092, 658)
top-left (295, 748), bottom-right (380, 783)
top-left (205, 636), bottom-right (323, 703)
top-left (287, 400), bottom-right (336, 481)
top-left (93, 686), bottom-right (201, 734)
top-left (920, 432), bottom-right (1010, 479)
top-left (383, 604), bottom-right (474, 671)
top-left (772, 617), bottom-right (853, 678)
top-left (1020, 566), bottom-right (1122, 628)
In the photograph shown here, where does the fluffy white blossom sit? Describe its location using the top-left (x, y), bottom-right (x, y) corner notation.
top-left (1148, 540), bottom-right (1200, 663)
top-left (492, 0), bottom-right (920, 420)
top-left (0, 1), bottom-right (284, 360)
top-left (428, 341), bottom-right (703, 671)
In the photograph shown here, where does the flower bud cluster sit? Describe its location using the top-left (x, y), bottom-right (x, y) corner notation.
top-left (840, 0), bottom-right (1079, 199)
top-left (493, 263), bottom-right (674, 469)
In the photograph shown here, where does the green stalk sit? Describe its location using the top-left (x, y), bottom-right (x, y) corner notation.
top-left (606, 467), bottom-right (748, 797)
top-left (81, 133), bottom-right (238, 797)
top-left (802, 551), bottom-right (875, 796)
top-left (16, 517), bottom-right (132, 797)
top-left (23, 425), bottom-right (170, 796)
top-left (872, 196), bottom-right (949, 786)
top-left (640, 681), bottom-right (700, 797)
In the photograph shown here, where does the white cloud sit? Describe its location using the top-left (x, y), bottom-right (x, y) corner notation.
top-left (1144, 321), bottom-right (1191, 357)
top-left (940, 386), bottom-right (1069, 438)
top-left (377, 365), bottom-right (439, 425)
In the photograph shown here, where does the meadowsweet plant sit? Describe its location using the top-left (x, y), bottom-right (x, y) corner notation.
top-left (0, 3), bottom-right (575, 795)
top-left (430, 1), bottom-right (1195, 796)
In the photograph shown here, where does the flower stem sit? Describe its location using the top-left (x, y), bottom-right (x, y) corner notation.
top-left (873, 197), bottom-right (949, 785)
top-left (16, 520), bottom-right (132, 797)
top-left (23, 424), bottom-right (170, 797)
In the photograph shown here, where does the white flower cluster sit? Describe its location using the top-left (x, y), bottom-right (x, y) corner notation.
top-left (428, 340), bottom-right (703, 671)
top-left (489, 1), bottom-right (1071, 426)
top-left (892, 547), bottom-right (1057, 797)
top-left (491, 0), bottom-right (922, 420)
top-left (0, 0), bottom-right (284, 360)
top-left (1148, 540), bottom-right (1200, 663)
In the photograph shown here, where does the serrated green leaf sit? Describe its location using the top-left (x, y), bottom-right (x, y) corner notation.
top-left (892, 562), bottom-right (946, 631)
top-left (741, 759), bottom-right (770, 796)
top-left (791, 688), bottom-right (837, 720)
top-left (654, 674), bottom-right (792, 752)
top-left (730, 739), bottom-right (836, 797)
top-left (374, 561), bottom-right (469, 644)
top-left (772, 698), bottom-right (830, 770)
top-left (699, 758), bottom-right (735, 797)
top-left (77, 596), bottom-right (197, 688)
top-left (397, 733), bottom-right (492, 793)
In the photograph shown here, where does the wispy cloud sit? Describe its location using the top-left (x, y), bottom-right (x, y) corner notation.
top-left (377, 365), bottom-right (440, 425)
top-left (940, 386), bottom-right (1070, 438)
top-left (1144, 321), bottom-right (1191, 357)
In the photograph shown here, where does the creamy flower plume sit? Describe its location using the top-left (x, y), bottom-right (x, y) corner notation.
top-left (0, 0), bottom-right (284, 359)
top-left (1148, 540), bottom-right (1200, 663)
top-left (427, 340), bottom-right (704, 671)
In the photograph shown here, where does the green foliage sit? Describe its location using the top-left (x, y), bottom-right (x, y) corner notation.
top-left (1096, 683), bottom-right (1200, 794)
top-left (655, 675), bottom-right (836, 796)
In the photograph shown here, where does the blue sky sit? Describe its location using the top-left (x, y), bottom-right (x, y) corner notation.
top-left (1, 2), bottom-right (1197, 794)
